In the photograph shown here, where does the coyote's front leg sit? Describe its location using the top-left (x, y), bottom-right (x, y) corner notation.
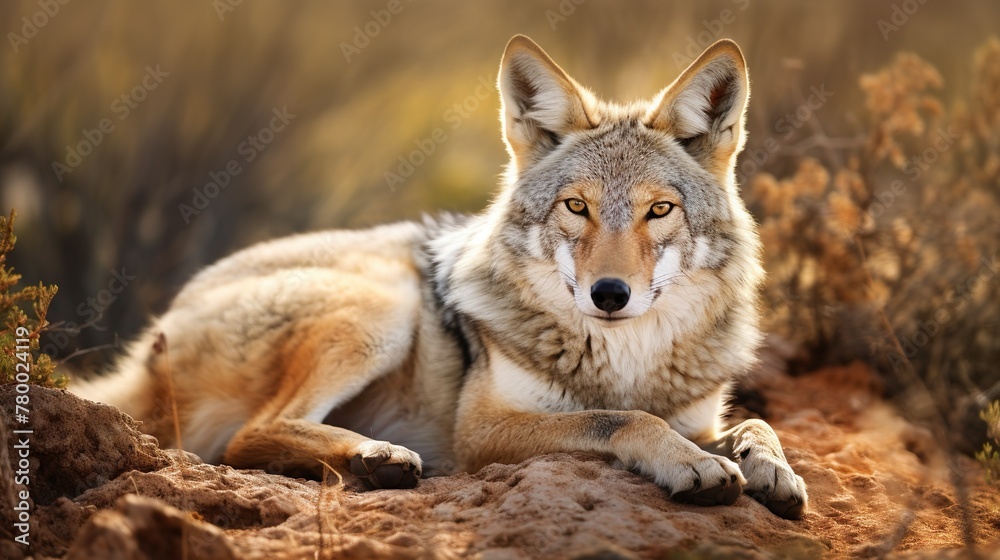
top-left (669, 390), bottom-right (808, 519)
top-left (455, 357), bottom-right (745, 506)
top-left (457, 405), bottom-right (745, 505)
top-left (703, 419), bottom-right (808, 519)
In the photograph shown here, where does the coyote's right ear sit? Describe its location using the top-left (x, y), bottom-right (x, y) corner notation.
top-left (499, 35), bottom-right (599, 170)
top-left (645, 39), bottom-right (749, 184)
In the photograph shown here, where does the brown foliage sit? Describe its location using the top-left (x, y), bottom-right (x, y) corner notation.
top-left (0, 210), bottom-right (60, 388)
top-left (749, 40), bottom-right (1000, 442)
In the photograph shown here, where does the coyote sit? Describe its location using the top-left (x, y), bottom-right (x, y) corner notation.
top-left (73, 35), bottom-right (807, 518)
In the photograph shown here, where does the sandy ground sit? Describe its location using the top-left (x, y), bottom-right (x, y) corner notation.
top-left (1, 362), bottom-right (998, 559)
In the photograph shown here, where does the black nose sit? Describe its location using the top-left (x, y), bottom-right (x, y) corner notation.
top-left (590, 278), bottom-right (631, 313)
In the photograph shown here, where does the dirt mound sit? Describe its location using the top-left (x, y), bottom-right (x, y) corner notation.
top-left (0, 384), bottom-right (169, 507)
top-left (2, 364), bottom-right (998, 559)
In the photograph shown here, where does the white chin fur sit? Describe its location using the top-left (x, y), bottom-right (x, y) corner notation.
top-left (573, 290), bottom-right (654, 321)
top-left (557, 243), bottom-right (659, 320)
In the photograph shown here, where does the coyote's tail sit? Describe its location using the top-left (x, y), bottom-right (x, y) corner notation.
top-left (66, 330), bottom-right (157, 423)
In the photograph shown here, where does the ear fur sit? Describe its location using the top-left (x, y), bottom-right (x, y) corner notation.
top-left (645, 39), bottom-right (750, 179)
top-left (498, 35), bottom-right (599, 169)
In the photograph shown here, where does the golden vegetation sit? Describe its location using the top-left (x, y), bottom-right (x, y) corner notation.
top-left (0, 210), bottom-right (60, 387)
top-left (749, 40), bottom-right (1000, 456)
top-left (979, 401), bottom-right (1000, 486)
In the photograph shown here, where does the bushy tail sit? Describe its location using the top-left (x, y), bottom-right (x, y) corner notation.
top-left (66, 331), bottom-right (156, 423)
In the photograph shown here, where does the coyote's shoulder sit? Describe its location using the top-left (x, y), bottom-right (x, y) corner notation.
top-left (72, 35), bottom-right (807, 518)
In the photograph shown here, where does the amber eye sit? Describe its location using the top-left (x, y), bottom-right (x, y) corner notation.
top-left (566, 199), bottom-right (588, 216)
top-left (647, 202), bottom-right (675, 219)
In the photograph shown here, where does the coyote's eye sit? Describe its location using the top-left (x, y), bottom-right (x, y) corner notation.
top-left (647, 202), bottom-right (675, 219)
top-left (566, 199), bottom-right (588, 216)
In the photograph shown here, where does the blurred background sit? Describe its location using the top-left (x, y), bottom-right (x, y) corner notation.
top-left (1, 1), bottom-right (998, 446)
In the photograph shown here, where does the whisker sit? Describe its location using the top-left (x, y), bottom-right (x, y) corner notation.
top-left (543, 269), bottom-right (573, 293)
top-left (651, 272), bottom-right (686, 283)
top-left (556, 265), bottom-right (579, 288)
top-left (649, 272), bottom-right (687, 290)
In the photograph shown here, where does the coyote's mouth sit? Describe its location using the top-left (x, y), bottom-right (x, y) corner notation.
top-left (589, 313), bottom-right (631, 325)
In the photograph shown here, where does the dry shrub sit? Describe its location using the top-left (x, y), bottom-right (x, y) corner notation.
top-left (0, 210), bottom-right (61, 387)
top-left (749, 39), bottom-right (1000, 445)
top-left (978, 401), bottom-right (1000, 486)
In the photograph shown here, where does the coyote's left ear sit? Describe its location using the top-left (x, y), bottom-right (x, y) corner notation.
top-left (645, 39), bottom-right (749, 183)
top-left (499, 35), bottom-right (599, 170)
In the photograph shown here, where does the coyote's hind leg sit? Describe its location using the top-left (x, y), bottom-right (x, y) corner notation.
top-left (223, 272), bottom-right (423, 489)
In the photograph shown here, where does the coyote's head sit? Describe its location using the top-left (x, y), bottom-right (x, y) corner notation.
top-left (495, 35), bottom-right (762, 326)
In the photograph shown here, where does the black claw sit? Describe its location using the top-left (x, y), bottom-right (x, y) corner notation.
top-left (673, 480), bottom-right (742, 506)
top-left (748, 490), bottom-right (805, 519)
top-left (349, 454), bottom-right (370, 476)
top-left (362, 454), bottom-right (384, 472)
top-left (373, 464), bottom-right (404, 488)
top-left (349, 453), bottom-right (420, 490)
top-left (720, 481), bottom-right (743, 505)
top-left (766, 497), bottom-right (805, 520)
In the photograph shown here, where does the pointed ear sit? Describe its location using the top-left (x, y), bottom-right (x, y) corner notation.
top-left (498, 35), bottom-right (599, 169)
top-left (645, 39), bottom-right (749, 182)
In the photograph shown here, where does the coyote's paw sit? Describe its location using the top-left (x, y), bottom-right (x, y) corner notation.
top-left (350, 440), bottom-right (422, 490)
top-left (647, 450), bottom-right (745, 507)
top-left (739, 449), bottom-right (807, 519)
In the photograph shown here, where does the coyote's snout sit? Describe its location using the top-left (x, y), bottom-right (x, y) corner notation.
top-left (72, 34), bottom-right (808, 519)
top-left (590, 277), bottom-right (630, 314)
top-left (553, 186), bottom-right (689, 322)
